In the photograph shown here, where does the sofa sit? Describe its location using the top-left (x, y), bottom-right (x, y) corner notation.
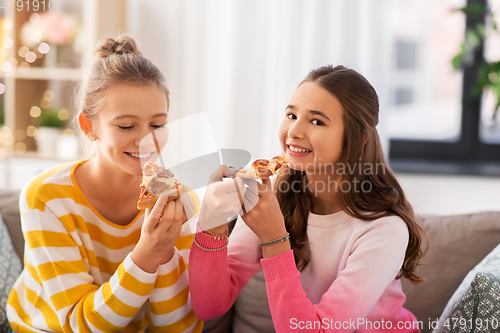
top-left (201, 211), bottom-right (500, 333)
top-left (1, 189), bottom-right (500, 333)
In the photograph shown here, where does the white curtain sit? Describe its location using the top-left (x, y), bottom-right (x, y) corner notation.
top-left (127, 0), bottom-right (393, 161)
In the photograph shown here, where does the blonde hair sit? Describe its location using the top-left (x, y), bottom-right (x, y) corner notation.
top-left (78, 35), bottom-right (170, 122)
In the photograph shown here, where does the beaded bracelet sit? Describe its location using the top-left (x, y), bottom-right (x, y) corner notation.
top-left (193, 235), bottom-right (228, 252)
top-left (259, 233), bottom-right (290, 247)
top-left (202, 227), bottom-right (230, 241)
top-left (199, 221), bottom-right (230, 241)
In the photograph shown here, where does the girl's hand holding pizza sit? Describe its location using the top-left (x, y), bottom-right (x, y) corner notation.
top-left (199, 165), bottom-right (246, 234)
top-left (132, 196), bottom-right (187, 273)
top-left (241, 177), bottom-right (291, 258)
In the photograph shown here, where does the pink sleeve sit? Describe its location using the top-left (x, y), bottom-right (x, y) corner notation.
top-left (261, 217), bottom-right (411, 333)
top-left (189, 218), bottom-right (262, 320)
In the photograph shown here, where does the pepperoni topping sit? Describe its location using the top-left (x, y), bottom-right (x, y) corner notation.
top-left (151, 181), bottom-right (168, 194)
top-left (274, 162), bottom-right (282, 171)
top-left (143, 163), bottom-right (158, 177)
top-left (252, 159), bottom-right (269, 168)
top-left (157, 169), bottom-right (174, 178)
top-left (258, 167), bottom-right (272, 178)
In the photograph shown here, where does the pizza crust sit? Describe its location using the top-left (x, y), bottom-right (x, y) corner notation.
top-left (137, 193), bottom-right (180, 210)
top-left (235, 167), bottom-right (260, 179)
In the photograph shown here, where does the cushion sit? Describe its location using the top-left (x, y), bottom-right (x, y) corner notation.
top-left (402, 211), bottom-right (500, 332)
top-left (435, 242), bottom-right (500, 333)
top-left (440, 272), bottom-right (500, 333)
top-left (0, 213), bottom-right (22, 333)
top-left (0, 190), bottom-right (23, 260)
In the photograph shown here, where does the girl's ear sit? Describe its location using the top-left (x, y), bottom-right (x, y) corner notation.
top-left (364, 130), bottom-right (368, 145)
top-left (78, 113), bottom-right (94, 139)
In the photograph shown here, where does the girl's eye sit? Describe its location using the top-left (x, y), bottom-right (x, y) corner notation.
top-left (311, 119), bottom-right (325, 126)
top-left (118, 126), bottom-right (134, 130)
top-left (151, 124), bottom-right (165, 129)
top-left (286, 113), bottom-right (296, 120)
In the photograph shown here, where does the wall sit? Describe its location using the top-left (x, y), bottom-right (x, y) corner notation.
top-left (396, 173), bottom-right (500, 215)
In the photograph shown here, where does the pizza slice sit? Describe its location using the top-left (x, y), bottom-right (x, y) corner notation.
top-left (235, 155), bottom-right (290, 179)
top-left (137, 161), bottom-right (188, 210)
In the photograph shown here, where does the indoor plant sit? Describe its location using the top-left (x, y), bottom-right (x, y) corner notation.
top-left (452, 2), bottom-right (500, 121)
top-left (35, 108), bottom-right (66, 157)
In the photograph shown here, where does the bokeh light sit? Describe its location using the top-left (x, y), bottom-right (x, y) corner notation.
top-left (29, 13), bottom-right (40, 24)
top-left (38, 42), bottom-right (50, 54)
top-left (26, 126), bottom-right (38, 137)
top-left (30, 106), bottom-right (41, 118)
top-left (15, 142), bottom-right (26, 153)
top-left (0, 127), bottom-right (11, 136)
top-left (4, 136), bottom-right (14, 146)
top-left (25, 52), bottom-right (37, 63)
top-left (31, 31), bottom-right (42, 43)
top-left (1, 61), bottom-right (12, 72)
top-left (0, 83), bottom-right (5, 94)
top-left (43, 90), bottom-right (55, 101)
top-left (58, 108), bottom-right (69, 121)
top-left (3, 20), bottom-right (13, 31)
top-left (3, 37), bottom-right (13, 48)
top-left (18, 46), bottom-right (29, 58)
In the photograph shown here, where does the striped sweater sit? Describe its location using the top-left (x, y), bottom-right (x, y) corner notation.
top-left (7, 160), bottom-right (203, 333)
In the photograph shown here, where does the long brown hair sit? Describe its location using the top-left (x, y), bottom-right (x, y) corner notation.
top-left (275, 65), bottom-right (428, 284)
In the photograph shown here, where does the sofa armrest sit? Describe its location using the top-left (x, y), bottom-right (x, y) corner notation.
top-left (402, 211), bottom-right (500, 332)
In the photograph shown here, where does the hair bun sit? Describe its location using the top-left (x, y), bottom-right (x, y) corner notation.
top-left (95, 35), bottom-right (141, 59)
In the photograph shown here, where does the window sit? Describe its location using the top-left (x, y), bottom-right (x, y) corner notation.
top-left (388, 0), bottom-right (500, 176)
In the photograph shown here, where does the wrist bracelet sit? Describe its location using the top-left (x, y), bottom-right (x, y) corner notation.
top-left (203, 228), bottom-right (230, 241)
top-left (193, 235), bottom-right (228, 252)
top-left (199, 221), bottom-right (230, 241)
top-left (259, 233), bottom-right (290, 247)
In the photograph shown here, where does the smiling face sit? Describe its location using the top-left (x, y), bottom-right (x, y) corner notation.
top-left (92, 83), bottom-right (168, 176)
top-left (278, 81), bottom-right (345, 174)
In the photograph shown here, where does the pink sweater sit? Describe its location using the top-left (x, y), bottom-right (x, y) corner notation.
top-left (190, 210), bottom-right (421, 333)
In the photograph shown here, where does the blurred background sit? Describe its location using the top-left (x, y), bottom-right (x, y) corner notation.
top-left (0, 0), bottom-right (498, 216)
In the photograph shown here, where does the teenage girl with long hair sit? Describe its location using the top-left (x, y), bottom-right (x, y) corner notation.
top-left (189, 65), bottom-right (427, 332)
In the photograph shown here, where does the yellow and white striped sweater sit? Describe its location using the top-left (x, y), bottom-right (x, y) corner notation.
top-left (7, 160), bottom-right (203, 333)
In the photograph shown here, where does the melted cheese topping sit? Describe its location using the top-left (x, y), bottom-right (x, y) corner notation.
top-left (143, 176), bottom-right (177, 195)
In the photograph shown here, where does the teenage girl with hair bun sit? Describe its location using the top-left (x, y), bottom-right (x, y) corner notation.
top-left (190, 65), bottom-right (428, 333)
top-left (7, 36), bottom-right (202, 333)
